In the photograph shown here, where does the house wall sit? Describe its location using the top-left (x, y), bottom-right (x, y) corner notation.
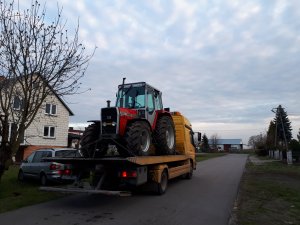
top-left (217, 144), bottom-right (224, 151)
top-left (24, 94), bottom-right (69, 147)
top-left (230, 144), bottom-right (242, 150)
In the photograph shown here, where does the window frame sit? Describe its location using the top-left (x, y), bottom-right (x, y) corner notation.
top-left (32, 151), bottom-right (44, 163)
top-left (45, 103), bottom-right (57, 115)
top-left (26, 152), bottom-right (35, 163)
top-left (13, 96), bottom-right (23, 110)
top-left (43, 125), bottom-right (56, 138)
top-left (8, 123), bottom-right (25, 144)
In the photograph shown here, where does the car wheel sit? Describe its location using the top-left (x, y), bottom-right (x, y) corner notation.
top-left (40, 173), bottom-right (48, 186)
top-left (18, 170), bottom-right (25, 182)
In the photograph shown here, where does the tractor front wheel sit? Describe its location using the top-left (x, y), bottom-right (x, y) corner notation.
top-left (124, 121), bottom-right (152, 156)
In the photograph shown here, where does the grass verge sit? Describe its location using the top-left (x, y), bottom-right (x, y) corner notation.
top-left (236, 161), bottom-right (300, 225)
top-left (0, 165), bottom-right (64, 213)
top-left (196, 152), bottom-right (227, 162)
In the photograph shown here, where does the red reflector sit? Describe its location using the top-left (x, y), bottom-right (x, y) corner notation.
top-left (131, 171), bottom-right (137, 177)
top-left (121, 171), bottom-right (127, 178)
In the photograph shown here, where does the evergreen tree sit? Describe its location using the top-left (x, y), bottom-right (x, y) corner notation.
top-left (201, 134), bottom-right (209, 152)
top-left (297, 128), bottom-right (300, 142)
top-left (289, 139), bottom-right (300, 152)
top-left (273, 105), bottom-right (292, 149)
top-left (266, 121), bottom-right (276, 149)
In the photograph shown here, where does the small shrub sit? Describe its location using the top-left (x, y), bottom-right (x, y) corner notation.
top-left (255, 148), bottom-right (268, 156)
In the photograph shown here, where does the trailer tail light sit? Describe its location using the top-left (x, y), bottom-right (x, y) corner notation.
top-left (120, 170), bottom-right (137, 178)
top-left (64, 169), bottom-right (71, 175)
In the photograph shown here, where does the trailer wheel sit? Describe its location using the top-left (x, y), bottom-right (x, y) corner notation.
top-left (185, 162), bottom-right (193, 179)
top-left (124, 121), bottom-right (152, 156)
top-left (80, 123), bottom-right (107, 158)
top-left (153, 116), bottom-right (176, 155)
top-left (157, 169), bottom-right (168, 195)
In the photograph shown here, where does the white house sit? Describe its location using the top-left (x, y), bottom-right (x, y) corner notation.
top-left (17, 92), bottom-right (74, 160)
top-left (0, 75), bottom-right (74, 161)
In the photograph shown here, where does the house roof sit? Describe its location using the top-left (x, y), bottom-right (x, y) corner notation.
top-left (0, 74), bottom-right (74, 116)
top-left (54, 94), bottom-right (74, 116)
top-left (208, 139), bottom-right (243, 145)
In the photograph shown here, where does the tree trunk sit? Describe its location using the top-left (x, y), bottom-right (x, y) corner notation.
top-left (0, 115), bottom-right (14, 182)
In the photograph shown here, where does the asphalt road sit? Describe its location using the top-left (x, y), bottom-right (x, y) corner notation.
top-left (0, 154), bottom-right (248, 225)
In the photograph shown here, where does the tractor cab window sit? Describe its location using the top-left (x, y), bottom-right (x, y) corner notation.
top-left (116, 85), bottom-right (145, 109)
top-left (147, 91), bottom-right (155, 113)
top-left (154, 91), bottom-right (163, 110)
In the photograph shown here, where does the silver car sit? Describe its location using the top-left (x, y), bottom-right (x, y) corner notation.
top-left (18, 148), bottom-right (81, 186)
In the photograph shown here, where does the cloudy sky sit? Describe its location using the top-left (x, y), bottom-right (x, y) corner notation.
top-left (21, 0), bottom-right (300, 144)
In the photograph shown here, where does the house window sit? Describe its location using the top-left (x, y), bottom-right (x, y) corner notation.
top-left (32, 81), bottom-right (39, 89)
top-left (45, 103), bottom-right (57, 115)
top-left (13, 96), bottom-right (23, 110)
top-left (44, 126), bottom-right (55, 138)
top-left (0, 123), bottom-right (25, 144)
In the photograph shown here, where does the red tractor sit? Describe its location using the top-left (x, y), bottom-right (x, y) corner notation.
top-left (80, 78), bottom-right (176, 157)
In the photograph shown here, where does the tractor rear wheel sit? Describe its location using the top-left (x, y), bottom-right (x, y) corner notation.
top-left (80, 123), bottom-right (107, 158)
top-left (124, 121), bottom-right (152, 156)
top-left (154, 116), bottom-right (176, 155)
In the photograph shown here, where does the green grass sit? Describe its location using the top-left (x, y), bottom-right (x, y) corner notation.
top-left (0, 165), bottom-right (64, 213)
top-left (236, 162), bottom-right (300, 225)
top-left (196, 152), bottom-right (227, 162)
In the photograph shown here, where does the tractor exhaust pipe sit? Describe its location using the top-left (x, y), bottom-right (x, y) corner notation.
top-left (120, 77), bottom-right (126, 107)
top-left (107, 100), bottom-right (111, 108)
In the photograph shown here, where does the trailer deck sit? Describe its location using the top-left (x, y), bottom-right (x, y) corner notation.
top-left (45, 155), bottom-right (193, 166)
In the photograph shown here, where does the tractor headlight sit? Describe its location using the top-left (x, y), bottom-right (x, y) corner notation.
top-left (102, 122), bottom-right (116, 126)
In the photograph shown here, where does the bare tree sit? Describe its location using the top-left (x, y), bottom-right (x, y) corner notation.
top-left (0, 0), bottom-right (94, 180)
top-left (248, 133), bottom-right (266, 149)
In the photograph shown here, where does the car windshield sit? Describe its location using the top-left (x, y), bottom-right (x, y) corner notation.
top-left (116, 84), bottom-right (145, 109)
top-left (55, 150), bottom-right (81, 157)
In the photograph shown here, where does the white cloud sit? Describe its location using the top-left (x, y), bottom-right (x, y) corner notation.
top-left (165, 0), bottom-right (198, 26)
top-left (236, 3), bottom-right (261, 21)
top-left (272, 0), bottom-right (288, 19)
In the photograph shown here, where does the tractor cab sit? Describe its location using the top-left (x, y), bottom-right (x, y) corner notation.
top-left (115, 82), bottom-right (164, 128)
top-left (116, 82), bottom-right (163, 112)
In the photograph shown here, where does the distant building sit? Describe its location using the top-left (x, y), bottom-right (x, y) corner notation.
top-left (208, 139), bottom-right (243, 151)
